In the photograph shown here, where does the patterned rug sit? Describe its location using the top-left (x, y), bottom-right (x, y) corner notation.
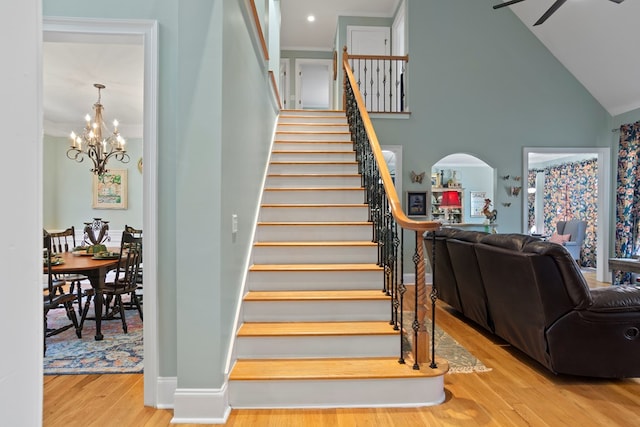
top-left (403, 312), bottom-right (491, 374)
top-left (44, 300), bottom-right (143, 375)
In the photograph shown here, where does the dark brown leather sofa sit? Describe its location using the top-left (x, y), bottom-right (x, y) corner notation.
top-left (425, 229), bottom-right (640, 378)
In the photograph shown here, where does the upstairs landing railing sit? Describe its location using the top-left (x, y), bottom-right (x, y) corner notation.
top-left (342, 48), bottom-right (441, 370)
top-left (344, 47), bottom-right (409, 113)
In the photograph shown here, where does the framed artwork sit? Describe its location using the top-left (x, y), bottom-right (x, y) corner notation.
top-left (470, 191), bottom-right (487, 217)
top-left (406, 191), bottom-right (428, 217)
top-left (93, 169), bottom-right (128, 209)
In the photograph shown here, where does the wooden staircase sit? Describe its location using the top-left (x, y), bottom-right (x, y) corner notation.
top-left (228, 110), bottom-right (447, 409)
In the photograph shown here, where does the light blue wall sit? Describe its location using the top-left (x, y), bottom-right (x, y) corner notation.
top-left (372, 0), bottom-right (612, 234)
top-left (43, 135), bottom-right (143, 232)
top-left (44, 0), bottom-right (277, 390)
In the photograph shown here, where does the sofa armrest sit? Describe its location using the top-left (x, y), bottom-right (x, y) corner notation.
top-left (588, 285), bottom-right (640, 312)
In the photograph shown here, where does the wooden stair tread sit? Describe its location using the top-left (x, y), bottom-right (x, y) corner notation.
top-left (272, 150), bottom-right (353, 154)
top-left (244, 289), bottom-right (388, 301)
top-left (276, 130), bottom-right (350, 134)
top-left (249, 263), bottom-right (382, 272)
top-left (261, 203), bottom-right (368, 208)
top-left (269, 160), bottom-right (358, 165)
top-left (238, 321), bottom-right (395, 337)
top-left (277, 123), bottom-right (348, 127)
top-left (257, 221), bottom-right (371, 226)
top-left (264, 187), bottom-right (363, 191)
top-left (230, 357), bottom-right (449, 381)
top-left (267, 173), bottom-right (360, 177)
top-left (254, 241), bottom-right (376, 247)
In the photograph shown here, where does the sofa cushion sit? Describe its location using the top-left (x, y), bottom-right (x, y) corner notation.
top-left (479, 233), bottom-right (541, 252)
top-left (589, 285), bottom-right (640, 312)
top-left (548, 232), bottom-right (571, 244)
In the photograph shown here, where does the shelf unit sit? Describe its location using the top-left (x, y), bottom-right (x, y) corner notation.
top-left (430, 187), bottom-right (464, 224)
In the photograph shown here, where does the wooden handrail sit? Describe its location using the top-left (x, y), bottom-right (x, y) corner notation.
top-left (249, 0), bottom-right (269, 61)
top-left (342, 49), bottom-right (438, 235)
top-left (268, 70), bottom-right (282, 110)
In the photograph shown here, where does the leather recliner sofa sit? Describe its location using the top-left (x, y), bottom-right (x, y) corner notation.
top-left (425, 229), bottom-right (640, 378)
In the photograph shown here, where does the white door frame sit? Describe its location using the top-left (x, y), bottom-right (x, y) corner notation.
top-left (43, 17), bottom-right (160, 406)
top-left (294, 58), bottom-right (334, 110)
top-left (523, 147), bottom-right (611, 283)
top-left (279, 58), bottom-right (290, 109)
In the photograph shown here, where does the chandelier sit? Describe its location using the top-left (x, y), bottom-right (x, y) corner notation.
top-left (67, 83), bottom-right (130, 175)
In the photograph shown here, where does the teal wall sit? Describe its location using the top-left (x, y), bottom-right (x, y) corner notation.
top-left (43, 135), bottom-right (143, 231)
top-left (43, 0), bottom-right (278, 390)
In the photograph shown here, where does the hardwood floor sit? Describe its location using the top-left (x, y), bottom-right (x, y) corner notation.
top-left (44, 271), bottom-right (640, 426)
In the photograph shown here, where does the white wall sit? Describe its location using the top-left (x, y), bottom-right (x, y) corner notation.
top-left (0, 0), bottom-right (43, 425)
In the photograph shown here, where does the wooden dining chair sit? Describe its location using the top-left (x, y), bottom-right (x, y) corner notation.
top-left (80, 231), bottom-right (143, 333)
top-left (48, 226), bottom-right (89, 315)
top-left (123, 224), bottom-right (143, 307)
top-left (43, 231), bottom-right (81, 355)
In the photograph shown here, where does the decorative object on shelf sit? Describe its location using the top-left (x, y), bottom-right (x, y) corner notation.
top-left (83, 218), bottom-right (110, 246)
top-left (482, 198), bottom-right (498, 224)
top-left (410, 171), bottom-right (425, 184)
top-left (431, 173), bottom-right (440, 187)
top-left (93, 169), bottom-right (128, 209)
top-left (406, 191), bottom-right (428, 217)
top-left (66, 83), bottom-right (130, 175)
top-left (440, 170), bottom-right (445, 187)
top-left (441, 190), bottom-right (462, 223)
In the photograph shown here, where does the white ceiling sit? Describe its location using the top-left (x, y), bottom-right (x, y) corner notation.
top-left (43, 0), bottom-right (640, 140)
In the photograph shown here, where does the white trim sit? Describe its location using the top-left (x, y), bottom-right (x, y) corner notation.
top-left (172, 385), bottom-right (231, 424)
top-left (294, 58), bottom-right (334, 110)
top-left (43, 16), bottom-right (160, 407)
top-left (156, 377), bottom-right (178, 409)
top-left (523, 147), bottom-right (610, 282)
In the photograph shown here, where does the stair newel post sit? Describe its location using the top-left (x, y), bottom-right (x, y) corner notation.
top-left (412, 230), bottom-right (429, 369)
top-left (429, 231), bottom-right (438, 369)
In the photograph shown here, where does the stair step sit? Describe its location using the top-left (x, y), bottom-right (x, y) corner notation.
top-left (268, 161), bottom-right (359, 174)
top-left (277, 123), bottom-right (350, 132)
top-left (271, 151), bottom-right (355, 162)
top-left (273, 140), bottom-right (353, 151)
top-left (266, 174), bottom-right (361, 188)
top-left (278, 116), bottom-right (348, 125)
top-left (276, 131), bottom-right (351, 141)
top-left (230, 357), bottom-right (446, 381)
top-left (262, 187), bottom-right (364, 204)
top-left (242, 289), bottom-right (389, 322)
top-left (236, 321), bottom-right (398, 359)
top-left (280, 109), bottom-right (345, 117)
top-left (252, 240), bottom-right (378, 264)
top-left (259, 204), bottom-right (369, 222)
top-left (256, 221), bottom-right (372, 241)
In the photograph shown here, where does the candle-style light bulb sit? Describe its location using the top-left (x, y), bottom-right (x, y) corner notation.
top-left (113, 119), bottom-right (119, 128)
top-left (85, 114), bottom-right (91, 123)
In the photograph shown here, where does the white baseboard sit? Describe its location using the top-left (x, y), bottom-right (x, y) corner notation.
top-left (172, 383), bottom-right (231, 425)
top-left (155, 376), bottom-right (177, 409)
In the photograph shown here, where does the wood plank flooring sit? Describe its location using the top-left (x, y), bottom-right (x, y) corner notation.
top-left (44, 269), bottom-right (640, 426)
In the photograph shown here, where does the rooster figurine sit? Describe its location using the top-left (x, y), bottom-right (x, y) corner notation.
top-left (482, 198), bottom-right (497, 224)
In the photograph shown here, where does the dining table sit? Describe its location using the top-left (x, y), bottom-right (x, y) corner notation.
top-left (48, 251), bottom-right (120, 341)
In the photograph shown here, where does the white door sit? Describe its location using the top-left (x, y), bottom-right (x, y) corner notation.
top-left (347, 26), bottom-right (391, 111)
top-left (280, 59), bottom-right (290, 109)
top-left (295, 59), bottom-right (333, 110)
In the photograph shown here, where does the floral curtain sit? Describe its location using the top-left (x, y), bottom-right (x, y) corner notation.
top-left (615, 121), bottom-right (640, 284)
top-left (529, 159), bottom-right (598, 267)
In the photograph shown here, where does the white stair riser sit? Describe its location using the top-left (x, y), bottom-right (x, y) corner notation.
top-left (265, 175), bottom-right (362, 189)
top-left (278, 116), bottom-right (348, 124)
top-left (262, 189), bottom-right (364, 204)
top-left (242, 300), bottom-right (389, 322)
top-left (236, 335), bottom-right (397, 358)
top-left (271, 152), bottom-right (355, 162)
top-left (247, 270), bottom-right (382, 291)
top-left (276, 132), bottom-right (351, 142)
top-left (268, 162), bottom-right (359, 174)
top-left (274, 142), bottom-right (353, 151)
top-left (280, 110), bottom-right (345, 117)
top-left (277, 124), bottom-right (349, 132)
top-left (252, 244), bottom-right (377, 264)
top-left (229, 377), bottom-right (446, 409)
top-left (256, 224), bottom-right (372, 241)
top-left (259, 206), bottom-right (369, 222)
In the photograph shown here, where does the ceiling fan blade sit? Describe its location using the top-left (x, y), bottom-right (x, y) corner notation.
top-left (493, 0), bottom-right (527, 10)
top-left (533, 0), bottom-right (567, 26)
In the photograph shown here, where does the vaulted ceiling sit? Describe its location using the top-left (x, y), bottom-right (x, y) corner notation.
top-left (43, 0), bottom-right (640, 140)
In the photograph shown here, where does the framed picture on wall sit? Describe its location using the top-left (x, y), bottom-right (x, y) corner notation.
top-left (406, 191), bottom-right (428, 217)
top-left (470, 190), bottom-right (487, 217)
top-left (93, 169), bottom-right (128, 209)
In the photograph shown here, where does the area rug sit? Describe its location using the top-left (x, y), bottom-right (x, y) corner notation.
top-left (43, 301), bottom-right (143, 375)
top-left (403, 312), bottom-right (491, 374)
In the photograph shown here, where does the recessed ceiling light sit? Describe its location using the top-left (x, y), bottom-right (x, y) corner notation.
top-left (307, 15), bottom-right (315, 22)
